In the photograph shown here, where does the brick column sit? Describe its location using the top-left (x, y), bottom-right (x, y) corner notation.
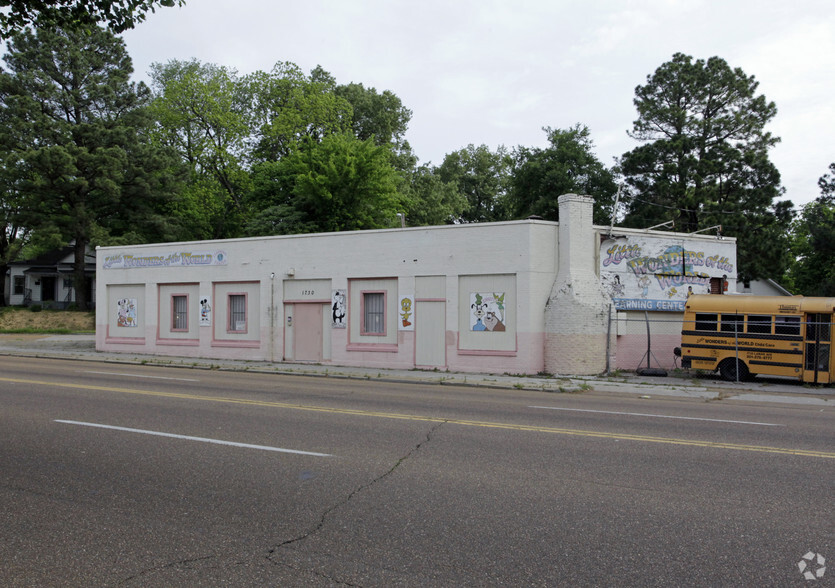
top-left (544, 194), bottom-right (610, 375)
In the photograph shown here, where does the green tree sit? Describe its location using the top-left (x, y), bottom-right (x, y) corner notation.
top-left (0, 0), bottom-right (184, 38)
top-left (0, 26), bottom-right (180, 309)
top-left (786, 164), bottom-right (835, 295)
top-left (400, 165), bottom-right (466, 226)
top-left (0, 168), bottom-right (29, 305)
top-left (335, 80), bottom-right (412, 152)
top-left (149, 59), bottom-right (251, 239)
top-left (243, 133), bottom-right (402, 235)
top-left (246, 62), bottom-right (353, 163)
top-left (438, 144), bottom-right (512, 223)
top-left (620, 52), bottom-right (792, 281)
top-left (510, 124), bottom-right (618, 224)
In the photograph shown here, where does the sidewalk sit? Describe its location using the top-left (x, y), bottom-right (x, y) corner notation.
top-left (0, 333), bottom-right (832, 405)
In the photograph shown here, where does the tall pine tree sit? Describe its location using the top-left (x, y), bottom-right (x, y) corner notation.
top-left (0, 25), bottom-right (180, 309)
top-left (620, 53), bottom-right (793, 282)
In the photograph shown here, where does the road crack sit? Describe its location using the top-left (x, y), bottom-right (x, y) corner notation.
top-left (266, 420), bottom-right (446, 577)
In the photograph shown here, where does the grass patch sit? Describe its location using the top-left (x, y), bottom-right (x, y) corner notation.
top-left (0, 308), bottom-right (94, 334)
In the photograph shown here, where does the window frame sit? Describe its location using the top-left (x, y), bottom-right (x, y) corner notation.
top-left (360, 290), bottom-right (387, 336)
top-left (775, 315), bottom-right (801, 336)
top-left (720, 313), bottom-right (744, 333)
top-left (694, 313), bottom-right (718, 332)
top-left (13, 275), bottom-right (24, 296)
top-left (227, 293), bottom-right (248, 334)
top-left (171, 294), bottom-right (189, 332)
top-left (746, 314), bottom-right (773, 334)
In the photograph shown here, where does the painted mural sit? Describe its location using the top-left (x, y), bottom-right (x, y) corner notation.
top-left (399, 295), bottom-right (414, 331)
top-left (200, 296), bottom-right (212, 326)
top-left (116, 298), bottom-right (138, 327)
top-left (331, 289), bottom-right (346, 328)
top-left (470, 292), bottom-right (507, 332)
top-left (600, 236), bottom-right (736, 312)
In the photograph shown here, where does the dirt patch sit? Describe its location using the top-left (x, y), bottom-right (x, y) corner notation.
top-left (0, 308), bottom-right (94, 332)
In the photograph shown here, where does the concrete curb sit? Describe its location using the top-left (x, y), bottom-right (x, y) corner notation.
top-left (0, 334), bottom-right (832, 405)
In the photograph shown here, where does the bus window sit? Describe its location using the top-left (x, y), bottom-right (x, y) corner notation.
top-left (720, 314), bottom-right (744, 333)
top-left (775, 316), bottom-right (801, 336)
top-left (747, 315), bottom-right (772, 334)
top-left (806, 313), bottom-right (831, 342)
top-left (695, 313), bottom-right (717, 331)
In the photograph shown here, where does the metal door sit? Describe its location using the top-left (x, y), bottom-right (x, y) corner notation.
top-left (803, 313), bottom-right (831, 384)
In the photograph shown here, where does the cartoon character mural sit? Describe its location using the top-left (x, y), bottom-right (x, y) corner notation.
top-left (331, 289), bottom-right (346, 328)
top-left (199, 296), bottom-right (212, 326)
top-left (116, 298), bottom-right (138, 327)
top-left (470, 292), bottom-right (507, 332)
top-left (396, 296), bottom-right (413, 330)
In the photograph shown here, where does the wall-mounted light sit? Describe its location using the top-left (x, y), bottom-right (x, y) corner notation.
top-left (286, 268), bottom-right (295, 277)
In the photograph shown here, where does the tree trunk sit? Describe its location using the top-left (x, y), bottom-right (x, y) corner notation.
top-left (0, 265), bottom-right (7, 306)
top-left (73, 239), bottom-right (88, 311)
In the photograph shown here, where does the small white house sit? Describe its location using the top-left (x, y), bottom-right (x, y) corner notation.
top-left (8, 245), bottom-right (96, 308)
top-left (96, 195), bottom-right (738, 375)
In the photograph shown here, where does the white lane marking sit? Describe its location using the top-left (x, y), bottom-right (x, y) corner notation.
top-left (528, 407), bottom-right (785, 427)
top-left (55, 420), bottom-right (333, 456)
top-left (84, 371), bottom-right (199, 382)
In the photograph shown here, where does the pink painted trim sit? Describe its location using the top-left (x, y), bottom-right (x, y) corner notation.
top-left (457, 349), bottom-right (517, 357)
top-left (284, 298), bottom-right (330, 304)
top-left (346, 343), bottom-right (399, 353)
top-left (211, 340), bottom-right (261, 348)
top-left (227, 292), bottom-right (248, 334)
top-left (415, 297), bottom-right (446, 302)
top-left (106, 325), bottom-right (145, 344)
top-left (170, 293), bottom-right (189, 332)
top-left (360, 290), bottom-right (387, 336)
top-left (156, 338), bottom-right (199, 346)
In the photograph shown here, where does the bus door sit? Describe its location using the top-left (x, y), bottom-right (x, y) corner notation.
top-left (803, 313), bottom-right (832, 384)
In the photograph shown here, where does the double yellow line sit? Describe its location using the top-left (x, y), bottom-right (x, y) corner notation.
top-left (5, 375), bottom-right (834, 459)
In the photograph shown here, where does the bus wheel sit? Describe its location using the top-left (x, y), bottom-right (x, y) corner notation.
top-left (719, 358), bottom-right (749, 382)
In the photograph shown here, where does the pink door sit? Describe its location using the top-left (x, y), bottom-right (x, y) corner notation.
top-left (294, 303), bottom-right (323, 362)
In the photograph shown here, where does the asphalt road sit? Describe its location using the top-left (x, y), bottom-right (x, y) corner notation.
top-left (1, 356), bottom-right (833, 587)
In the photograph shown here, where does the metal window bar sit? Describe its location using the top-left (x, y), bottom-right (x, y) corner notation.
top-left (173, 295), bottom-right (188, 330)
top-left (229, 295), bottom-right (246, 332)
top-left (364, 293), bottom-right (385, 334)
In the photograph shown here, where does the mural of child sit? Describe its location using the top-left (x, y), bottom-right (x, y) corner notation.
top-left (637, 275), bottom-right (651, 298)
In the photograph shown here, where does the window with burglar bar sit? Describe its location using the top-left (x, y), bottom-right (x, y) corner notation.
top-left (228, 294), bottom-right (247, 333)
top-left (362, 292), bottom-right (385, 335)
top-left (172, 295), bottom-right (188, 330)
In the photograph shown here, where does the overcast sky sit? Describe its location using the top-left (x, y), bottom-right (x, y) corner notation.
top-left (121, 0), bottom-right (834, 207)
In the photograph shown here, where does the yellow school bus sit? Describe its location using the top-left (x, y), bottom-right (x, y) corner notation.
top-left (679, 294), bottom-right (834, 384)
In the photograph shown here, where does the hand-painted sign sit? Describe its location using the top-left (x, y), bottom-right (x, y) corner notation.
top-left (103, 251), bottom-right (228, 269)
top-left (600, 236), bottom-right (736, 312)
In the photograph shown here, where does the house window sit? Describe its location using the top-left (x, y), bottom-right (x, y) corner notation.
top-left (228, 294), bottom-right (247, 333)
top-left (13, 276), bottom-right (24, 295)
top-left (172, 295), bottom-right (188, 331)
top-left (362, 292), bottom-right (385, 335)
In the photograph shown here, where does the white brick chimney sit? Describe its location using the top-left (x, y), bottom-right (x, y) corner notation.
top-left (544, 194), bottom-right (610, 375)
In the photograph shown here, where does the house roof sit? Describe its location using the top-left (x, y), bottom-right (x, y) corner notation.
top-left (10, 245), bottom-right (96, 268)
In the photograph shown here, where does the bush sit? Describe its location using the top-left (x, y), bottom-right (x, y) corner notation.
top-left (29, 304), bottom-right (42, 312)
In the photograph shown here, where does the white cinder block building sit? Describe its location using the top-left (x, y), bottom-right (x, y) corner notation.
top-left (96, 195), bottom-right (737, 375)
